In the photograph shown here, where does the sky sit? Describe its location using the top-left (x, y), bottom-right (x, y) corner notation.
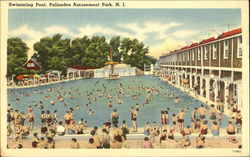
top-left (8, 9), bottom-right (241, 59)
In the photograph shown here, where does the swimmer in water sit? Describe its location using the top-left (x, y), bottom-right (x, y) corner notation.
top-left (175, 97), bottom-right (179, 103)
top-left (32, 101), bottom-right (37, 107)
top-left (89, 109), bottom-right (94, 116)
top-left (108, 101), bottom-right (112, 109)
top-left (76, 105), bottom-right (80, 110)
top-left (135, 103), bottom-right (140, 112)
top-left (50, 100), bottom-right (55, 105)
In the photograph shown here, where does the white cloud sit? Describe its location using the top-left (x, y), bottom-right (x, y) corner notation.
top-left (149, 38), bottom-right (186, 58)
top-left (117, 21), bottom-right (181, 41)
top-left (9, 25), bottom-right (44, 58)
top-left (44, 25), bottom-right (76, 37)
top-left (77, 24), bottom-right (133, 39)
top-left (171, 29), bottom-right (200, 39)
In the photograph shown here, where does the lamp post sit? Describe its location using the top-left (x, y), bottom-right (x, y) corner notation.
top-left (12, 74), bottom-right (15, 87)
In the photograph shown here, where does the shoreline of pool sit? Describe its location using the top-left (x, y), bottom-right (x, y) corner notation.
top-left (158, 76), bottom-right (233, 118)
top-left (7, 77), bottom-right (89, 89)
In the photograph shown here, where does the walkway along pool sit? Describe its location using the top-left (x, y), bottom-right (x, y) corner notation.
top-left (7, 76), bottom-right (229, 128)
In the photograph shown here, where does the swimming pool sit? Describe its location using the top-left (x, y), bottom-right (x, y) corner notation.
top-left (7, 76), bottom-right (229, 128)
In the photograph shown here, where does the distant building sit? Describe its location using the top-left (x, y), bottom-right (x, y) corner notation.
top-left (23, 58), bottom-right (42, 71)
top-left (94, 64), bottom-right (143, 78)
top-left (67, 65), bottom-right (94, 78)
top-left (159, 28), bottom-right (242, 109)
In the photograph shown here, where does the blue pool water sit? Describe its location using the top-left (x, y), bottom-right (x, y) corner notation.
top-left (7, 76), bottom-right (229, 128)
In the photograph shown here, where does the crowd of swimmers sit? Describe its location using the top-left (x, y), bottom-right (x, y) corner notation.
top-left (7, 78), bottom-right (242, 149)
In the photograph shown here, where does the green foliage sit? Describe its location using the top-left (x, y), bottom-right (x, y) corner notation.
top-left (8, 35), bottom-right (157, 78)
top-left (7, 38), bottom-right (29, 77)
top-left (33, 34), bottom-right (70, 72)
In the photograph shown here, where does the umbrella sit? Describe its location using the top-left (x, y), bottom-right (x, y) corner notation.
top-left (45, 73), bottom-right (49, 76)
top-left (40, 74), bottom-right (45, 77)
top-left (23, 75), bottom-right (29, 77)
top-left (33, 74), bottom-right (40, 78)
top-left (16, 75), bottom-right (23, 80)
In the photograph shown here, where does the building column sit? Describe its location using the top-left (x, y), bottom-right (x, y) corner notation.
top-left (213, 80), bottom-right (219, 100)
top-left (178, 73), bottom-right (181, 85)
top-left (78, 70), bottom-right (81, 78)
top-left (194, 76), bottom-right (197, 85)
top-left (200, 77), bottom-right (203, 96)
top-left (224, 82), bottom-right (230, 104)
top-left (205, 77), bottom-right (210, 99)
top-left (189, 74), bottom-right (193, 89)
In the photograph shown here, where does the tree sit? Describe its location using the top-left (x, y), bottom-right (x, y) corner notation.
top-left (7, 38), bottom-right (29, 77)
top-left (70, 36), bottom-right (90, 65)
top-left (82, 36), bottom-right (109, 68)
top-left (33, 34), bottom-right (71, 72)
top-left (47, 57), bottom-right (68, 74)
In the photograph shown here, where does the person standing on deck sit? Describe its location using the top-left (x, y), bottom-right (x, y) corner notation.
top-left (27, 109), bottom-right (34, 131)
top-left (191, 108), bottom-right (198, 122)
top-left (209, 104), bottom-right (217, 125)
top-left (161, 110), bottom-right (167, 131)
top-left (177, 109), bottom-right (185, 132)
top-left (111, 109), bottom-right (119, 127)
top-left (198, 105), bottom-right (206, 122)
top-left (130, 107), bottom-right (137, 132)
top-left (64, 111), bottom-right (71, 132)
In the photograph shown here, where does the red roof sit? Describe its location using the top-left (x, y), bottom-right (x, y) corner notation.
top-left (200, 37), bottom-right (215, 45)
top-left (180, 46), bottom-right (189, 50)
top-left (162, 28), bottom-right (242, 57)
top-left (217, 28), bottom-right (242, 39)
top-left (68, 65), bottom-right (92, 70)
top-left (189, 42), bottom-right (198, 48)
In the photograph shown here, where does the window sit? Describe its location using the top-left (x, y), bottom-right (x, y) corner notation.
top-left (213, 43), bottom-right (217, 59)
top-left (224, 40), bottom-right (229, 59)
top-left (27, 63), bottom-right (35, 67)
top-left (198, 47), bottom-right (201, 60)
top-left (187, 51), bottom-right (190, 61)
top-left (204, 46), bottom-right (208, 60)
top-left (237, 36), bottom-right (242, 58)
top-left (182, 52), bottom-right (185, 61)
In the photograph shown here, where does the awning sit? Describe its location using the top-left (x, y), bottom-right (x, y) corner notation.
top-left (33, 74), bottom-right (40, 78)
top-left (16, 75), bottom-right (23, 80)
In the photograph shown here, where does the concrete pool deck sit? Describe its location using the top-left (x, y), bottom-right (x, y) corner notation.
top-left (7, 136), bottom-right (241, 149)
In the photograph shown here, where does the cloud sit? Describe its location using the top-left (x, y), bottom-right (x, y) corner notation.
top-left (44, 25), bottom-right (76, 37)
top-left (77, 24), bottom-right (133, 38)
top-left (171, 29), bottom-right (200, 39)
top-left (149, 38), bottom-right (186, 58)
top-left (9, 25), bottom-right (45, 58)
top-left (117, 21), bottom-right (181, 41)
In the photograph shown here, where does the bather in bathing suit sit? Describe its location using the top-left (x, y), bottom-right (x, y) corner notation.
top-left (131, 112), bottom-right (136, 121)
top-left (65, 119), bottom-right (71, 125)
top-left (161, 115), bottom-right (167, 125)
top-left (29, 117), bottom-right (34, 122)
top-left (178, 119), bottom-right (184, 123)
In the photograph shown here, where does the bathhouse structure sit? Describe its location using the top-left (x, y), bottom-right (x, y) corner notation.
top-left (159, 28), bottom-right (242, 109)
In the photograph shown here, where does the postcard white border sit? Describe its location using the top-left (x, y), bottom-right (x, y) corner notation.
top-left (1, 0), bottom-right (249, 156)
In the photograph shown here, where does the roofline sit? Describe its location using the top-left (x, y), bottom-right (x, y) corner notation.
top-left (160, 31), bottom-right (241, 58)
